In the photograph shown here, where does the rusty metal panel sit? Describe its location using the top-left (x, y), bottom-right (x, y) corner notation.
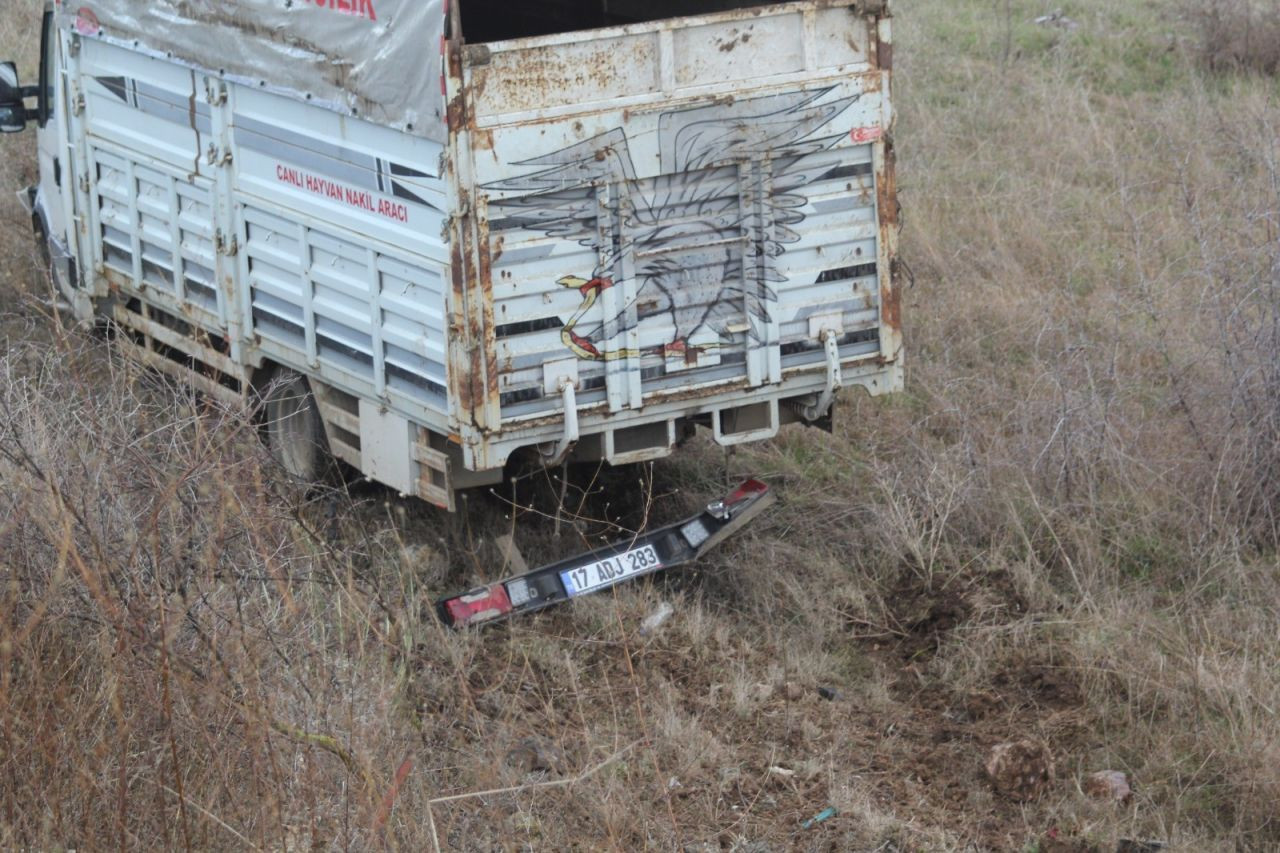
top-left (448, 0), bottom-right (900, 470)
top-left (465, 2), bottom-right (877, 124)
top-left (467, 34), bottom-right (663, 117)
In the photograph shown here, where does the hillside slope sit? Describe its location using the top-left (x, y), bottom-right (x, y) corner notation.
top-left (1, 1), bottom-right (1278, 849)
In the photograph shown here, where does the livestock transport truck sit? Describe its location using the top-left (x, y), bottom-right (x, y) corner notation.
top-left (1, 0), bottom-right (902, 510)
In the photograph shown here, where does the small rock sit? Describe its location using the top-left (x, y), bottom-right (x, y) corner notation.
top-left (767, 765), bottom-right (795, 779)
top-left (505, 736), bottom-right (565, 775)
top-left (817, 686), bottom-right (840, 701)
top-left (985, 739), bottom-right (1054, 801)
top-left (400, 543), bottom-right (435, 566)
top-left (781, 681), bottom-right (804, 701)
top-left (640, 601), bottom-right (674, 634)
top-left (1084, 769), bottom-right (1133, 804)
top-left (1034, 10), bottom-right (1080, 31)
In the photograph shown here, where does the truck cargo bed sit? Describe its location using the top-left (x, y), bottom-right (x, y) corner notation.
top-left (32, 0), bottom-right (899, 507)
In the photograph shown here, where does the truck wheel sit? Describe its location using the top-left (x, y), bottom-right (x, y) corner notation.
top-left (263, 369), bottom-right (330, 482)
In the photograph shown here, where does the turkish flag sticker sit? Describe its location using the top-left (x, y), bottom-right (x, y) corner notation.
top-left (850, 127), bottom-right (883, 144)
top-left (75, 7), bottom-right (101, 36)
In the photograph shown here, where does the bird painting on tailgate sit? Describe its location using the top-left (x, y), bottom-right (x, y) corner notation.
top-left (485, 88), bottom-right (861, 364)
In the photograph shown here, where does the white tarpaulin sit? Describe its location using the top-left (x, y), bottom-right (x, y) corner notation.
top-left (59, 0), bottom-right (447, 140)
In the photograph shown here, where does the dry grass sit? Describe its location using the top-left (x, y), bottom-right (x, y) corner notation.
top-left (2, 0), bottom-right (1280, 849)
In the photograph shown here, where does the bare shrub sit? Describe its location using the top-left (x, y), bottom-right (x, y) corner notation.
top-left (0, 336), bottom-right (389, 848)
top-left (1189, 0), bottom-right (1280, 75)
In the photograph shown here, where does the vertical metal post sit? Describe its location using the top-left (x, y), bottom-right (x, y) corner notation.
top-left (299, 222), bottom-right (317, 367)
top-left (367, 246), bottom-right (387, 398)
top-left (595, 183), bottom-right (623, 413)
top-left (167, 179), bottom-right (185, 302)
top-left (616, 184), bottom-right (643, 409)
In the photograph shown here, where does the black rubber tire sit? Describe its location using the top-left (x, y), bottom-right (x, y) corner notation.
top-left (263, 369), bottom-right (331, 482)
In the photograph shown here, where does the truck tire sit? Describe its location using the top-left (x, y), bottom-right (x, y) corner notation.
top-left (263, 369), bottom-right (330, 482)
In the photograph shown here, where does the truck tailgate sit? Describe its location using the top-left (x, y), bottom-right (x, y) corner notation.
top-left (449, 0), bottom-right (900, 467)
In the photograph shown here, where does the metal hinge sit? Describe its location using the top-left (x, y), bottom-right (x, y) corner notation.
top-left (73, 93), bottom-right (85, 116)
top-left (215, 230), bottom-right (239, 257)
top-left (204, 79), bottom-right (228, 106)
top-left (205, 144), bottom-right (232, 167)
top-left (78, 174), bottom-right (90, 194)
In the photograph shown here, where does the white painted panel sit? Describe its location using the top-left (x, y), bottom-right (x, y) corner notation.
top-left (814, 7), bottom-right (873, 69)
top-left (358, 400), bottom-right (415, 496)
top-left (673, 15), bottom-right (805, 87)
top-left (79, 40), bottom-right (204, 172)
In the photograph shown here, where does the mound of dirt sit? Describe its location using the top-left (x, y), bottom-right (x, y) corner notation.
top-left (985, 739), bottom-right (1054, 801)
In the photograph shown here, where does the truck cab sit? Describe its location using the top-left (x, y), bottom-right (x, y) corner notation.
top-left (2, 5), bottom-right (78, 309)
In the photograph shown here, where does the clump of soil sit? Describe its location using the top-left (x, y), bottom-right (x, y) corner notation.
top-left (985, 739), bottom-right (1055, 801)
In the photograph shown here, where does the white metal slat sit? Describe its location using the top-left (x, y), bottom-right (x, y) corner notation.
top-left (760, 161), bottom-right (782, 385)
top-left (740, 160), bottom-right (766, 388)
top-left (298, 221), bottom-right (318, 367)
top-left (368, 246), bottom-right (387, 398)
top-left (125, 158), bottom-right (143, 289)
top-left (166, 179), bottom-right (186, 303)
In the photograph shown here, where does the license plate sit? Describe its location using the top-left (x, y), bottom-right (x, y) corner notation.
top-left (560, 544), bottom-right (663, 597)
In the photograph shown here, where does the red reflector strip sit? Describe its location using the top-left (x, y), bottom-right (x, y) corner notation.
top-left (725, 479), bottom-right (769, 506)
top-left (444, 583), bottom-right (513, 627)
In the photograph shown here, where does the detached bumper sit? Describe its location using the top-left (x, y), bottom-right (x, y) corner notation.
top-left (437, 479), bottom-right (775, 628)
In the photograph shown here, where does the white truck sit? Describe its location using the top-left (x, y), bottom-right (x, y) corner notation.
top-left (1, 0), bottom-right (901, 510)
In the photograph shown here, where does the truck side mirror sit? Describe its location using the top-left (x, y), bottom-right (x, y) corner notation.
top-left (0, 62), bottom-right (20, 101)
top-left (0, 104), bottom-right (26, 134)
top-left (0, 62), bottom-right (28, 133)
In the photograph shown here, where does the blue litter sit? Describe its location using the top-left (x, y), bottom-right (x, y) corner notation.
top-left (801, 807), bottom-right (837, 829)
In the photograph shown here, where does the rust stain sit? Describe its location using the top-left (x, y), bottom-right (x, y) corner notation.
top-left (447, 222), bottom-right (477, 418)
top-left (473, 213), bottom-right (501, 411)
top-left (717, 29), bottom-right (752, 53)
top-left (876, 137), bottom-right (901, 336)
top-left (462, 233), bottom-right (486, 424)
top-left (446, 91), bottom-right (470, 133)
top-left (876, 27), bottom-right (893, 72)
top-left (876, 137), bottom-right (899, 229)
top-left (445, 43), bottom-right (471, 131)
top-left (477, 37), bottom-right (654, 115)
